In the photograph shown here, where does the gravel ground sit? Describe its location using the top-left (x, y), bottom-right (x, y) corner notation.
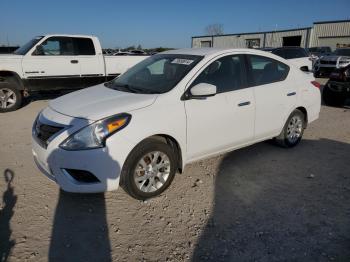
top-left (0, 81), bottom-right (350, 262)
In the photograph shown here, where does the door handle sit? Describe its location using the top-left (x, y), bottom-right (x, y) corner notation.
top-left (287, 92), bottom-right (296, 96)
top-left (70, 60), bottom-right (79, 64)
top-left (238, 101), bottom-right (251, 107)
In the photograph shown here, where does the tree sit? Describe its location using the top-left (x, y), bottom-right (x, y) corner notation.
top-left (136, 44), bottom-right (142, 50)
top-left (205, 24), bottom-right (224, 36)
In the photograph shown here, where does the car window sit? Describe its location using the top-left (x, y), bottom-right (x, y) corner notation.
top-left (147, 59), bottom-right (166, 74)
top-left (275, 48), bottom-right (308, 59)
top-left (191, 55), bottom-right (245, 93)
top-left (33, 37), bottom-right (75, 56)
top-left (247, 55), bottom-right (289, 86)
top-left (74, 38), bottom-right (95, 55)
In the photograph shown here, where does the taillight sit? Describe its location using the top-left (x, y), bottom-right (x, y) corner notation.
top-left (311, 81), bottom-right (321, 89)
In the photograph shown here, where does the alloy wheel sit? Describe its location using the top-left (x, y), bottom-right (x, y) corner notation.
top-left (0, 88), bottom-right (17, 109)
top-left (286, 115), bottom-right (303, 144)
top-left (134, 151), bottom-right (171, 193)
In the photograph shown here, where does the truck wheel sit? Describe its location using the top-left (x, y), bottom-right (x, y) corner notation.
top-left (121, 138), bottom-right (177, 200)
top-left (274, 109), bottom-right (306, 148)
top-left (323, 85), bottom-right (345, 107)
top-left (0, 77), bottom-right (23, 112)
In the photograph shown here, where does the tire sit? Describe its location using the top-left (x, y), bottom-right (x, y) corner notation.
top-left (322, 84), bottom-right (345, 107)
top-left (0, 77), bottom-right (23, 112)
top-left (275, 109), bottom-right (306, 148)
top-left (120, 138), bottom-right (177, 200)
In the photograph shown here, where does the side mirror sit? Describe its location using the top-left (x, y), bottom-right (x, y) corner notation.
top-left (300, 66), bottom-right (309, 72)
top-left (189, 83), bottom-right (217, 98)
top-left (33, 45), bottom-right (44, 55)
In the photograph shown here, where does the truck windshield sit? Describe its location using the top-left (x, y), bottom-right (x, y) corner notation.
top-left (13, 36), bottom-right (44, 55)
top-left (109, 54), bottom-right (203, 94)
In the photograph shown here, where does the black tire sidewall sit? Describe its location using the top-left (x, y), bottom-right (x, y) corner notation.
top-left (121, 139), bottom-right (177, 200)
top-left (0, 77), bottom-right (22, 112)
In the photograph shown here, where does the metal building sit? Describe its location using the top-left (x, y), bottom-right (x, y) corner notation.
top-left (192, 19), bottom-right (350, 51)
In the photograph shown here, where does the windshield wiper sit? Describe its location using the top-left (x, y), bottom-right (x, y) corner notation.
top-left (110, 83), bottom-right (160, 94)
top-left (111, 84), bottom-right (138, 93)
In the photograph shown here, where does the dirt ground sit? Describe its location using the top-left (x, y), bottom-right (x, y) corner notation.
top-left (0, 81), bottom-right (350, 262)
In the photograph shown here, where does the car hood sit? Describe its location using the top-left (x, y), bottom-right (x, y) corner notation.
top-left (49, 84), bottom-right (158, 121)
top-left (0, 54), bottom-right (23, 71)
top-left (320, 55), bottom-right (349, 61)
top-left (0, 54), bottom-right (23, 60)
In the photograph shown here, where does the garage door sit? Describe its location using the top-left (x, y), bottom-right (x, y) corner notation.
top-left (318, 37), bottom-right (350, 50)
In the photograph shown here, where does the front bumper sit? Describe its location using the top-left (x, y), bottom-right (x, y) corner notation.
top-left (31, 107), bottom-right (136, 193)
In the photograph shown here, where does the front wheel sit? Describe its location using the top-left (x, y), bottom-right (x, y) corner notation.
top-left (275, 109), bottom-right (306, 148)
top-left (323, 84), bottom-right (345, 107)
top-left (0, 77), bottom-right (23, 112)
top-left (121, 138), bottom-right (177, 200)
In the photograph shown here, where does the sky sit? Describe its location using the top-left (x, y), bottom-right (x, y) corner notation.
top-left (1, 0), bottom-right (349, 49)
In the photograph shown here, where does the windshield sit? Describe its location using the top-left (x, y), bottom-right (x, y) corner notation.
top-left (13, 36), bottom-right (44, 55)
top-left (335, 49), bottom-right (350, 56)
top-left (109, 54), bottom-right (203, 94)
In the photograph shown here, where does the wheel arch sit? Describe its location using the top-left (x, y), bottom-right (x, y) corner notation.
top-left (295, 106), bottom-right (308, 128)
top-left (146, 134), bottom-right (184, 174)
top-left (0, 71), bottom-right (25, 90)
top-left (123, 134), bottom-right (184, 175)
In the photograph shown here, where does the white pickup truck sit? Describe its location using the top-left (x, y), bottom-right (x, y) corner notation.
top-left (0, 34), bottom-right (148, 112)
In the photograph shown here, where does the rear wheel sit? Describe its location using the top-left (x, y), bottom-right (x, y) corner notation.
top-left (275, 109), bottom-right (306, 148)
top-left (323, 84), bottom-right (345, 107)
top-left (121, 138), bottom-right (177, 200)
top-left (0, 77), bottom-right (22, 112)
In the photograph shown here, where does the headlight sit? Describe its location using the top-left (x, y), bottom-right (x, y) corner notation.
top-left (60, 113), bottom-right (131, 151)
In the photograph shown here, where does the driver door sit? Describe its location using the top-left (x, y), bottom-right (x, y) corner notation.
top-left (184, 54), bottom-right (255, 160)
top-left (22, 36), bottom-right (82, 91)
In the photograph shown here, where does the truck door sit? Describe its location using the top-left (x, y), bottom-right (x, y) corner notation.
top-left (74, 37), bottom-right (105, 88)
top-left (22, 36), bottom-right (82, 91)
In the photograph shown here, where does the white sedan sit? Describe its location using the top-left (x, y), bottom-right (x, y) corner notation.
top-left (32, 48), bottom-right (321, 199)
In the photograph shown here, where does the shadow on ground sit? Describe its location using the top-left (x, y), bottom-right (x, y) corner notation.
top-left (193, 138), bottom-right (350, 261)
top-left (48, 192), bottom-right (111, 262)
top-left (0, 169), bottom-right (17, 262)
top-left (46, 117), bottom-right (120, 262)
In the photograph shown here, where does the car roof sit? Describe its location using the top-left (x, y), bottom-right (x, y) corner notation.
top-left (161, 48), bottom-right (272, 57)
top-left (273, 46), bottom-right (305, 50)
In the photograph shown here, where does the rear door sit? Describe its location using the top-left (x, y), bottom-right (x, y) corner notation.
top-left (22, 36), bottom-right (82, 90)
top-left (74, 37), bottom-right (105, 88)
top-left (185, 54), bottom-right (255, 160)
top-left (246, 54), bottom-right (296, 139)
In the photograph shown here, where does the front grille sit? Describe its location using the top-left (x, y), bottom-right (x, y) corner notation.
top-left (34, 119), bottom-right (64, 148)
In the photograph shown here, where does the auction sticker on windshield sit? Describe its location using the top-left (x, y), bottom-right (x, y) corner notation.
top-left (171, 58), bottom-right (194, 65)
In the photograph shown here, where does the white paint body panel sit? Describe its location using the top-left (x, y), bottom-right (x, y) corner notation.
top-left (289, 57), bottom-right (313, 71)
top-left (0, 34), bottom-right (148, 83)
top-left (32, 48), bottom-right (321, 193)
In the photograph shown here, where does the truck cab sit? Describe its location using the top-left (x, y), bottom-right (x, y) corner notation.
top-left (0, 34), bottom-right (148, 112)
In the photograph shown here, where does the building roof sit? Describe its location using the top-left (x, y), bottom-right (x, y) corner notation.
top-left (192, 27), bottom-right (312, 39)
top-left (192, 19), bottom-right (350, 39)
top-left (314, 19), bottom-right (350, 25)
